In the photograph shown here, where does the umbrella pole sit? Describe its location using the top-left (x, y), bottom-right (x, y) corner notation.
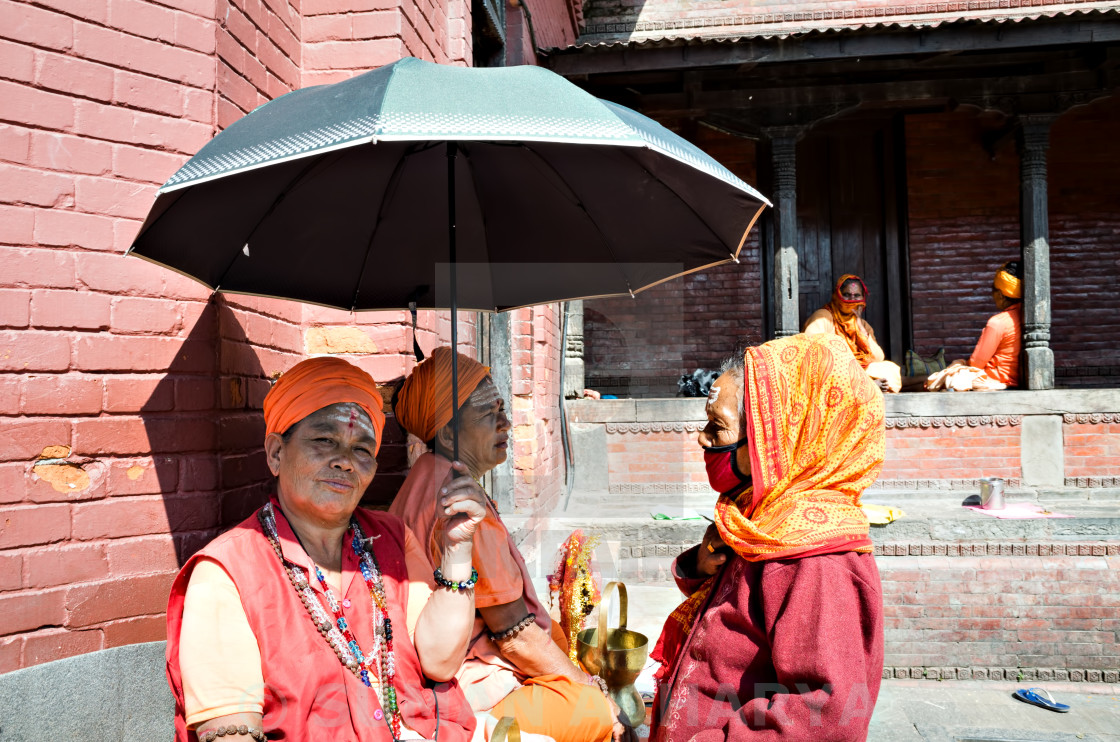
top-left (448, 141), bottom-right (459, 464)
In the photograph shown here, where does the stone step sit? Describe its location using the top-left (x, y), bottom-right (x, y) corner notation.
top-left (515, 489), bottom-right (1120, 592)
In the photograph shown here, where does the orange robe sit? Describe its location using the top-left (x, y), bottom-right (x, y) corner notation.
top-left (969, 305), bottom-right (1021, 387)
top-left (389, 452), bottom-right (613, 742)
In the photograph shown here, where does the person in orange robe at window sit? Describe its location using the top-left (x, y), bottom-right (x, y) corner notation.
top-left (390, 347), bottom-right (634, 742)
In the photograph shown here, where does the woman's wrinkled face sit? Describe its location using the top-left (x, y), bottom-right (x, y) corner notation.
top-left (265, 402), bottom-right (378, 526)
top-left (698, 372), bottom-right (751, 478)
top-left (438, 378), bottom-right (511, 477)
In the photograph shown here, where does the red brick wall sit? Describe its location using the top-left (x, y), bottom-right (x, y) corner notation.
top-left (584, 126), bottom-right (763, 397)
top-left (879, 553), bottom-right (1119, 672)
top-left (606, 429), bottom-right (706, 489)
top-left (880, 423), bottom-right (1022, 482)
top-left (1048, 96), bottom-right (1120, 382)
top-left (1063, 421), bottom-right (1120, 480)
top-left (905, 110), bottom-right (1020, 364)
top-left (0, 0), bottom-right (560, 672)
top-left (510, 304), bottom-right (565, 512)
top-left (217, 0), bottom-right (300, 129)
top-left (522, 0), bottom-right (580, 51)
top-left (905, 100), bottom-right (1120, 384)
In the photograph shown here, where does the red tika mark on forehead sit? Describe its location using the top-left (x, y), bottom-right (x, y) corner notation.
top-left (348, 408), bottom-right (357, 430)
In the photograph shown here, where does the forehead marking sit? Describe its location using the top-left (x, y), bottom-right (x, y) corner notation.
top-left (707, 385), bottom-right (721, 409)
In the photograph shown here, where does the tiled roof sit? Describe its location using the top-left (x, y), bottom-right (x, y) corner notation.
top-left (559, 0), bottom-right (1119, 51)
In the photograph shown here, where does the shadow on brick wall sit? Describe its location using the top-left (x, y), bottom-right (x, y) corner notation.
top-left (143, 296), bottom-right (272, 568)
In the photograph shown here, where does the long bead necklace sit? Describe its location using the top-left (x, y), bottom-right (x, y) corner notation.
top-left (259, 502), bottom-right (402, 739)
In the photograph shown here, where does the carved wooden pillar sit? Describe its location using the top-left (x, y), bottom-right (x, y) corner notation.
top-left (1017, 115), bottom-right (1055, 390)
top-left (766, 127), bottom-right (802, 338)
top-left (563, 300), bottom-right (585, 399)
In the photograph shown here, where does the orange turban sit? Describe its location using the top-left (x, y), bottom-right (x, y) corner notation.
top-left (394, 346), bottom-right (490, 443)
top-left (263, 357), bottom-right (386, 454)
top-left (994, 265), bottom-right (1022, 299)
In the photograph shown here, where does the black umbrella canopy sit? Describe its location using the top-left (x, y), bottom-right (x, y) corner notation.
top-left (130, 58), bottom-right (769, 313)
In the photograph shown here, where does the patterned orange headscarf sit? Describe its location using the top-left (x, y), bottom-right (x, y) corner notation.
top-left (394, 346), bottom-right (490, 443)
top-left (826, 274), bottom-right (874, 368)
top-left (263, 357), bottom-right (386, 454)
top-left (714, 333), bottom-right (885, 560)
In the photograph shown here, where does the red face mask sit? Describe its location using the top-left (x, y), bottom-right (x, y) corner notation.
top-left (702, 437), bottom-right (752, 495)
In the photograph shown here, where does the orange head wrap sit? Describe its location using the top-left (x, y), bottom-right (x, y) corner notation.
top-left (714, 333), bottom-right (885, 561)
top-left (826, 274), bottom-right (874, 368)
top-left (394, 346), bottom-right (490, 444)
top-left (263, 357), bottom-right (386, 454)
top-left (993, 264), bottom-right (1022, 300)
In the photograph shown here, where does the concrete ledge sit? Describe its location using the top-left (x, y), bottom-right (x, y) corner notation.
top-left (885, 388), bottom-right (1120, 417)
top-left (0, 641), bottom-right (172, 739)
top-left (569, 389), bottom-right (1120, 423)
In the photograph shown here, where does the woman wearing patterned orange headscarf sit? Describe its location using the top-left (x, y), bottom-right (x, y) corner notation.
top-left (650, 334), bottom-right (886, 741)
top-left (804, 274), bottom-right (903, 392)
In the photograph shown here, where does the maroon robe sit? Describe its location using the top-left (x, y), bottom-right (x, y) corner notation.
top-left (652, 547), bottom-right (884, 741)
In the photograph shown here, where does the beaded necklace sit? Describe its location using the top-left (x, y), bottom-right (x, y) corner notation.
top-left (259, 502), bottom-right (402, 739)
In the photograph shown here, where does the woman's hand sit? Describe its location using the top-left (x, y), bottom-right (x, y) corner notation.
top-left (437, 461), bottom-right (488, 550)
top-left (695, 523), bottom-right (729, 577)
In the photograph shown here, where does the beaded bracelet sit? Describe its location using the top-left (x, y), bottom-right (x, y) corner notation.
top-left (433, 566), bottom-right (479, 592)
top-left (591, 675), bottom-right (610, 697)
top-left (198, 725), bottom-right (266, 741)
top-left (488, 612), bottom-right (536, 642)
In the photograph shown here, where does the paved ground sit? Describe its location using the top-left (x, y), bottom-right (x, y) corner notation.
top-left (869, 679), bottom-right (1120, 741)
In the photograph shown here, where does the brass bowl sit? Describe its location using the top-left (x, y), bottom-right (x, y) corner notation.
top-left (575, 581), bottom-right (649, 725)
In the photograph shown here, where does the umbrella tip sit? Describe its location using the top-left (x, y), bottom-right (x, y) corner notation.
top-left (628, 285), bottom-right (635, 299)
top-left (730, 252), bottom-right (740, 264)
top-left (243, 243), bottom-right (250, 257)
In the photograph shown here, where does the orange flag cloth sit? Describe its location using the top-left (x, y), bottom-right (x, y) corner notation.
top-left (263, 356), bottom-right (386, 454)
top-left (394, 346), bottom-right (490, 443)
top-left (715, 333), bottom-right (885, 561)
top-left (826, 273), bottom-right (875, 368)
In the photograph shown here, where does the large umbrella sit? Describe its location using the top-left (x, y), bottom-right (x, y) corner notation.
top-left (129, 57), bottom-right (769, 454)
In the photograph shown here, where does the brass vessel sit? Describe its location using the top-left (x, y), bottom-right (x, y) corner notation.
top-left (490, 716), bottom-right (520, 742)
top-left (575, 581), bottom-right (649, 727)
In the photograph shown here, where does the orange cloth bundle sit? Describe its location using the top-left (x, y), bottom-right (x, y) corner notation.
top-left (262, 357), bottom-right (385, 453)
top-left (394, 346), bottom-right (490, 443)
top-left (715, 333), bottom-right (885, 561)
top-left (826, 274), bottom-right (876, 368)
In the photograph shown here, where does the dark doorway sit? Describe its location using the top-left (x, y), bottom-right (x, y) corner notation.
top-left (794, 114), bottom-right (910, 362)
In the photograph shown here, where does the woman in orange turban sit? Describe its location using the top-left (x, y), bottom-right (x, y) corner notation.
top-left (166, 356), bottom-right (488, 742)
top-left (390, 347), bottom-right (632, 742)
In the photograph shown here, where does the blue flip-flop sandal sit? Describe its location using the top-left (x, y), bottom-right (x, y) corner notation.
top-left (1013, 687), bottom-right (1071, 713)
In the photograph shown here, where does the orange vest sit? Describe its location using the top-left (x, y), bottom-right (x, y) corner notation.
top-left (165, 499), bottom-right (475, 741)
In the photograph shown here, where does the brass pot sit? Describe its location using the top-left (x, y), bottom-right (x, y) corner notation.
top-left (575, 581), bottom-right (649, 727)
top-left (490, 716), bottom-right (520, 742)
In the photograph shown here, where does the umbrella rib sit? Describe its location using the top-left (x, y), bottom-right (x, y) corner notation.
top-left (213, 151), bottom-right (345, 291)
top-left (516, 144), bottom-right (634, 294)
top-left (458, 145), bottom-right (501, 311)
top-left (349, 143), bottom-right (417, 311)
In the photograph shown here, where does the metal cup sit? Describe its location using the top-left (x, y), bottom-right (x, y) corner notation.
top-left (979, 477), bottom-right (1005, 510)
